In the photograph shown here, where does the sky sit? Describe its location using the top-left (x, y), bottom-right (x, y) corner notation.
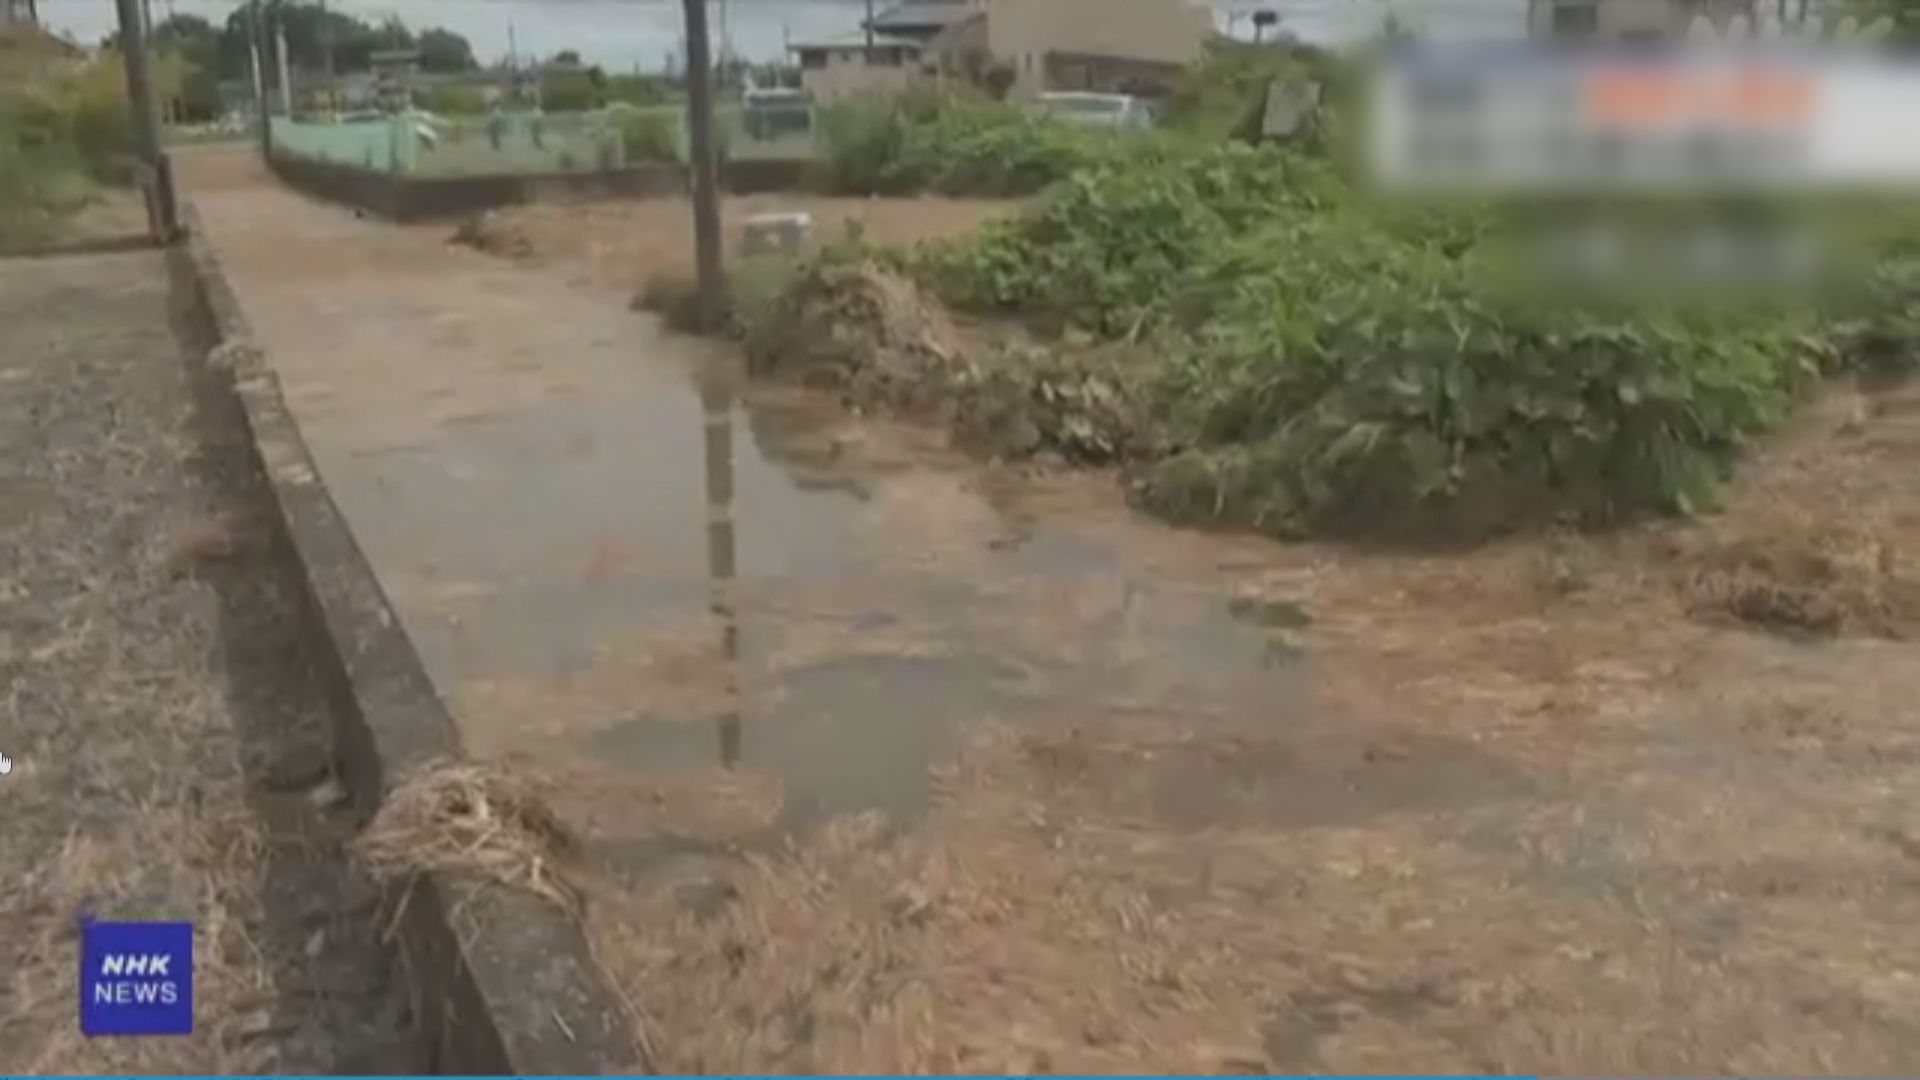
top-left (30, 0), bottom-right (1527, 70)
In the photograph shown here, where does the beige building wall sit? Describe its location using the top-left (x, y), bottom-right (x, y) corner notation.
top-left (985, 0), bottom-right (1212, 96)
top-left (798, 47), bottom-right (921, 103)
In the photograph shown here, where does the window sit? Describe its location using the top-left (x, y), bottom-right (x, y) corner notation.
top-left (1552, 2), bottom-right (1598, 36)
top-left (800, 50), bottom-right (825, 70)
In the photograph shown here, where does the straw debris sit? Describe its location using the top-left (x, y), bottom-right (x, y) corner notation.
top-left (354, 760), bottom-right (583, 914)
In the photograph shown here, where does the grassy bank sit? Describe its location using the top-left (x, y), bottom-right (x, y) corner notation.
top-left (656, 49), bottom-right (1920, 542)
top-left (1, 26), bottom-right (140, 249)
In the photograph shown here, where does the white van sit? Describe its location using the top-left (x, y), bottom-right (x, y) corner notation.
top-left (1032, 92), bottom-right (1158, 131)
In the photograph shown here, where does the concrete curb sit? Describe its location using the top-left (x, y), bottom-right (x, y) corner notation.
top-left (167, 205), bottom-right (646, 1075)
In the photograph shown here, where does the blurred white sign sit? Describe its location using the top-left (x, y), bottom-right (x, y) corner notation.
top-left (1368, 46), bottom-right (1920, 192)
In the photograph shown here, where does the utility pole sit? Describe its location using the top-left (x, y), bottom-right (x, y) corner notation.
top-left (320, 0), bottom-right (335, 115)
top-left (865, 0), bottom-right (875, 58)
top-left (249, 0), bottom-right (271, 158)
top-left (275, 20), bottom-right (293, 116)
top-left (679, 0), bottom-right (724, 332)
top-left (112, 0), bottom-right (177, 240)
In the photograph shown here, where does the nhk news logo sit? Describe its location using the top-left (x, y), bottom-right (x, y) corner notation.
top-left (80, 920), bottom-right (194, 1035)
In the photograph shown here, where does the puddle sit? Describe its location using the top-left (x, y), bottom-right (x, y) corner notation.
top-left (1227, 593), bottom-right (1314, 629)
top-left (586, 653), bottom-right (1021, 829)
top-left (184, 168), bottom-right (1511, 874)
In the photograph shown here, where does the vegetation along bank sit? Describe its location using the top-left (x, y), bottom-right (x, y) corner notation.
top-left (652, 45), bottom-right (1920, 543)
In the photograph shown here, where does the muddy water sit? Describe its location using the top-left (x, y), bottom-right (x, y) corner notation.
top-left (176, 147), bottom-right (1920, 1073)
top-left (175, 147), bottom-right (1522, 856)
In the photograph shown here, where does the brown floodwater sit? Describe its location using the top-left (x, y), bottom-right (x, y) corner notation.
top-left (176, 144), bottom-right (1920, 1075)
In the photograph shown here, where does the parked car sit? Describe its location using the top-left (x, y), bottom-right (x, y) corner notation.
top-left (741, 87), bottom-right (813, 141)
top-left (1031, 92), bottom-right (1157, 131)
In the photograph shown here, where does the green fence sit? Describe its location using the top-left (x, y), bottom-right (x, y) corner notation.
top-left (412, 112), bottom-right (624, 178)
top-left (271, 116), bottom-right (404, 173)
top-left (271, 104), bottom-right (820, 180)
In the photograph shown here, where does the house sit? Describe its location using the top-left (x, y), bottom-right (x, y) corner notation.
top-left (865, 0), bottom-right (985, 45)
top-left (1, 0), bottom-right (37, 25)
top-left (1528, 0), bottom-right (1754, 40)
top-left (793, 0), bottom-right (1210, 103)
top-left (982, 0), bottom-right (1211, 97)
top-left (790, 32), bottom-right (925, 102)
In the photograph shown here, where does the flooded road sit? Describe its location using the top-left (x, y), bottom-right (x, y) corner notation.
top-left (179, 145), bottom-right (1920, 1073)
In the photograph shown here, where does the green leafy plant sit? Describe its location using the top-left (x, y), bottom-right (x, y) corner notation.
top-left (420, 82), bottom-right (488, 116)
top-left (812, 89), bottom-right (1165, 197)
top-left (609, 105), bottom-right (679, 163)
top-left (912, 143), bottom-right (1832, 538)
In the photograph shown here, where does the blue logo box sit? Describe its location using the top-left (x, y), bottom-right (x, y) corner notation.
top-left (79, 920), bottom-right (193, 1036)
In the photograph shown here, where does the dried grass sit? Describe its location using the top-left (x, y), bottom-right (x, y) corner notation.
top-left (1684, 525), bottom-right (1920, 638)
top-left (354, 760), bottom-right (583, 915)
top-left (161, 510), bottom-right (252, 569)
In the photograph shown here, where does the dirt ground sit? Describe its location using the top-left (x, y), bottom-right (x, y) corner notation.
top-left (178, 149), bottom-right (1920, 1075)
top-left (0, 251), bottom-right (419, 1072)
top-left (461, 193), bottom-right (1015, 297)
top-left (572, 371), bottom-right (1920, 1075)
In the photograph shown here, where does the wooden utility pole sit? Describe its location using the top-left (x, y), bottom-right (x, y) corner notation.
top-left (321, 0), bottom-right (336, 115)
top-left (865, 0), bottom-right (876, 57)
top-left (679, 0), bottom-right (724, 331)
top-left (112, 0), bottom-right (177, 240)
top-left (249, 0), bottom-right (271, 157)
top-left (275, 21), bottom-right (293, 116)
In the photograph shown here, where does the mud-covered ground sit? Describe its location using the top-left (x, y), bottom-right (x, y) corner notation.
top-left (0, 250), bottom-right (419, 1072)
top-left (182, 149), bottom-right (1920, 1075)
top-left (491, 201), bottom-right (1920, 1074)
top-left (457, 193), bottom-right (1014, 296)
top-left (581, 371), bottom-right (1920, 1074)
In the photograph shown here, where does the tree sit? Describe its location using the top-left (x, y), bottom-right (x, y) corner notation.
top-left (551, 49), bottom-right (582, 66)
top-left (1849, 0), bottom-right (1916, 38)
top-left (983, 62), bottom-right (1016, 100)
top-left (104, 14), bottom-right (224, 121)
top-left (211, 3), bottom-right (425, 82)
top-left (416, 27), bottom-right (476, 73)
top-left (540, 67), bottom-right (600, 110)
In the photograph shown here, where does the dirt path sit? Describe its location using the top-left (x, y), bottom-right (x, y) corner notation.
top-left (177, 143), bottom-right (1920, 1074)
top-left (0, 248), bottom-right (418, 1071)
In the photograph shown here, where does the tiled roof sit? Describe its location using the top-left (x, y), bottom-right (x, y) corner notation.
top-left (866, 1), bottom-right (980, 32)
top-left (789, 31), bottom-right (927, 51)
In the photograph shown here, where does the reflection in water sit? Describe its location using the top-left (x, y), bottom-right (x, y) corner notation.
top-left (701, 375), bottom-right (743, 767)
